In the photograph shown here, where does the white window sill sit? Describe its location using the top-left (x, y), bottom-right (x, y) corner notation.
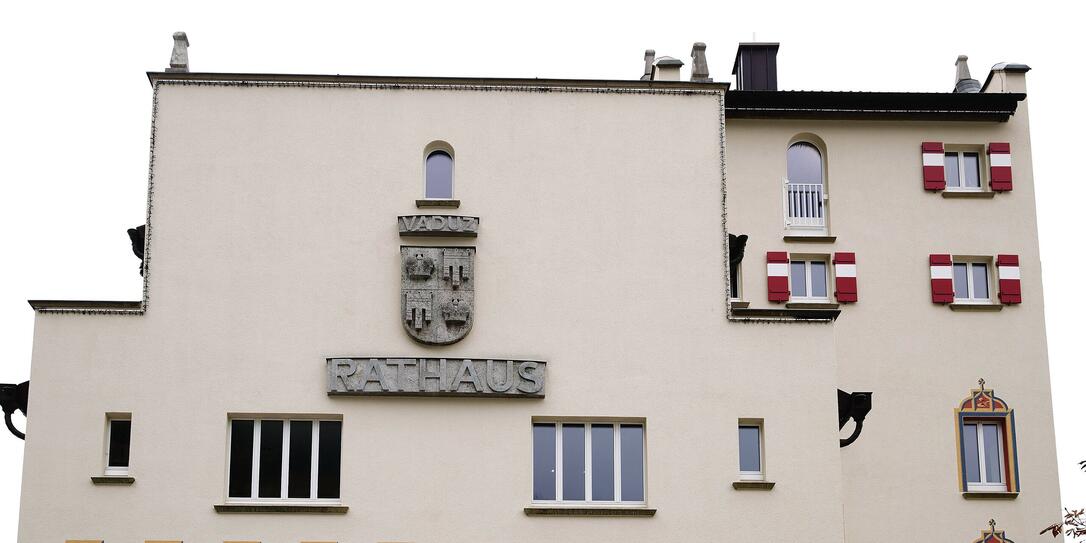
top-left (523, 505), bottom-right (656, 516)
top-left (214, 503), bottom-right (348, 514)
top-left (949, 302), bottom-right (1003, 312)
top-left (942, 190), bottom-right (996, 199)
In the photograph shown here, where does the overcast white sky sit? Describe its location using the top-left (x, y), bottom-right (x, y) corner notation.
top-left (0, 0), bottom-right (1083, 539)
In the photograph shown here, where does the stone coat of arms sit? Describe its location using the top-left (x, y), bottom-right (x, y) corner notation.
top-left (401, 246), bottom-right (475, 345)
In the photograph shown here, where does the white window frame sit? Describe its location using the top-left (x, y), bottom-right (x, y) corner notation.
top-left (103, 414), bottom-right (131, 476)
top-left (422, 142), bottom-right (455, 200)
top-left (225, 417), bottom-right (341, 505)
top-left (729, 264), bottom-right (743, 301)
top-left (943, 148), bottom-right (985, 192)
top-left (964, 421), bottom-right (1008, 492)
top-left (737, 420), bottom-right (765, 481)
top-left (532, 421), bottom-right (647, 506)
top-left (953, 259), bottom-right (992, 304)
top-left (789, 258), bottom-right (830, 302)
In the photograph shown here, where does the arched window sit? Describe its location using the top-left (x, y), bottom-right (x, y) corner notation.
top-left (425, 148), bottom-right (454, 199)
top-left (955, 380), bottom-right (1019, 495)
top-left (784, 140), bottom-right (826, 230)
top-left (786, 142), bottom-right (823, 185)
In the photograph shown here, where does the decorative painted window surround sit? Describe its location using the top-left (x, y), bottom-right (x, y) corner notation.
top-left (955, 380), bottom-right (1020, 498)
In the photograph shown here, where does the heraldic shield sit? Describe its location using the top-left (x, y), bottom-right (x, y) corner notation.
top-left (401, 246), bottom-right (475, 345)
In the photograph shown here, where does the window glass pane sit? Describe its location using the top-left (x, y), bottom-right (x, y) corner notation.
top-left (963, 423), bottom-right (981, 483)
top-left (963, 153), bottom-right (981, 188)
top-left (107, 419), bottom-right (131, 468)
top-left (288, 421), bottom-right (313, 499)
top-left (983, 425), bottom-right (1003, 483)
top-left (228, 420), bottom-right (255, 498)
top-left (316, 421), bottom-right (342, 499)
top-left (787, 142), bottom-right (823, 184)
top-left (425, 151), bottom-right (453, 199)
top-left (562, 425), bottom-right (586, 501)
top-left (533, 424), bottom-right (557, 501)
top-left (738, 426), bottom-right (761, 472)
top-left (944, 153), bottom-right (961, 187)
top-left (810, 262), bottom-right (827, 298)
top-left (258, 420), bottom-right (284, 498)
top-left (972, 264), bottom-right (989, 299)
top-left (791, 261), bottom-right (807, 297)
top-left (729, 266), bottom-right (740, 299)
top-left (620, 425), bottom-right (644, 502)
top-left (591, 425), bottom-right (614, 501)
top-left (953, 263), bottom-right (969, 299)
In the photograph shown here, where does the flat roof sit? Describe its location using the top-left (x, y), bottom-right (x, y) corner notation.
top-left (146, 71), bottom-right (731, 92)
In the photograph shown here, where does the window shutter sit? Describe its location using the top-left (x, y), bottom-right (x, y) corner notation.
top-left (767, 251), bottom-right (790, 302)
top-left (922, 142), bottom-right (946, 191)
top-left (988, 142), bottom-right (1013, 191)
top-left (929, 254), bottom-right (953, 303)
top-left (833, 252), bottom-right (857, 303)
top-left (996, 254), bottom-right (1021, 304)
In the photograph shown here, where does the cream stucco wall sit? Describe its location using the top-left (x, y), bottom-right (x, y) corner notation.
top-left (19, 83), bottom-right (853, 542)
top-left (725, 94), bottom-right (1060, 540)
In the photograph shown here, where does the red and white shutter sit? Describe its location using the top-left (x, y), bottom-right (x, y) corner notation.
top-left (833, 252), bottom-right (857, 303)
top-left (930, 254), bottom-right (954, 303)
top-left (988, 142), bottom-right (1013, 191)
top-left (767, 251), bottom-right (790, 302)
top-left (922, 142), bottom-right (946, 191)
top-left (997, 254), bottom-right (1022, 304)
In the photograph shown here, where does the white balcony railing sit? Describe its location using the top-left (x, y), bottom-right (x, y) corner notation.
top-left (783, 179), bottom-right (826, 229)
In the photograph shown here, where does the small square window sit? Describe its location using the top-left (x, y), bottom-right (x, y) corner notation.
top-left (789, 258), bottom-right (829, 301)
top-left (105, 415), bottom-right (131, 476)
top-left (738, 421), bottom-right (764, 481)
top-left (953, 260), bottom-right (991, 303)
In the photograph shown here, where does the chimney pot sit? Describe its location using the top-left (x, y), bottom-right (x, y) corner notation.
top-left (641, 49), bottom-right (655, 81)
top-left (690, 42), bottom-right (712, 82)
top-left (651, 56), bottom-right (683, 82)
top-left (953, 54), bottom-right (981, 93)
top-left (168, 32), bottom-right (190, 73)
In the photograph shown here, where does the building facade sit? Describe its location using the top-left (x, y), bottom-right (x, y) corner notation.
top-left (16, 37), bottom-right (1059, 542)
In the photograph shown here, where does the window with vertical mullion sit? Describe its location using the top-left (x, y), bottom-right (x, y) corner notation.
top-left (789, 259), bottom-right (829, 301)
top-left (532, 421), bottom-right (645, 505)
top-left (962, 421), bottom-right (1007, 491)
top-left (953, 261), bottom-right (991, 303)
top-left (227, 418), bottom-right (341, 503)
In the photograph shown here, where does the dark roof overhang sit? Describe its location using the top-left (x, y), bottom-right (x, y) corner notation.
top-left (725, 90), bottom-right (1025, 121)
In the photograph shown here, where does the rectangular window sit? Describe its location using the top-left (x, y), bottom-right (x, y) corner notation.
top-left (944, 150), bottom-right (982, 190)
top-left (962, 421), bottom-right (1007, 491)
top-left (789, 259), bottom-right (829, 301)
top-left (738, 422), bottom-right (764, 481)
top-left (953, 261), bottom-right (991, 303)
top-left (532, 421), bottom-right (645, 504)
top-left (227, 417), bottom-right (342, 502)
top-left (105, 416), bottom-right (131, 476)
top-left (729, 264), bottom-right (742, 300)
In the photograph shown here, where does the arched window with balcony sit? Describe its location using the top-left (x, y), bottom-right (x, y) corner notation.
top-left (784, 138), bottom-right (827, 233)
top-left (424, 142), bottom-right (454, 200)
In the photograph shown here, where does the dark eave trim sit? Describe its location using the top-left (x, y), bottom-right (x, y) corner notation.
top-left (725, 90), bottom-right (1025, 121)
top-left (28, 300), bottom-right (143, 314)
top-left (146, 72), bottom-right (730, 92)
